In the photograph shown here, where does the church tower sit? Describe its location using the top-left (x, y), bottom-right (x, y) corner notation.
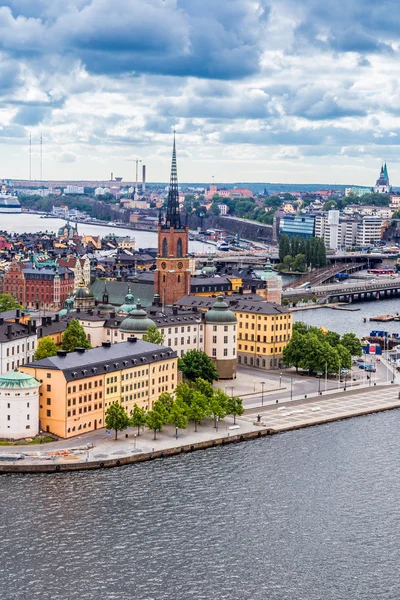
top-left (154, 133), bottom-right (191, 305)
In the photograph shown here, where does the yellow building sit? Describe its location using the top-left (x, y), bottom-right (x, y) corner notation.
top-left (236, 301), bottom-right (292, 369)
top-left (21, 338), bottom-right (178, 438)
top-left (176, 294), bottom-right (292, 371)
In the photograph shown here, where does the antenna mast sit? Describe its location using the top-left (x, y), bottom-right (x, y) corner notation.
top-left (40, 134), bottom-right (43, 180)
top-left (29, 132), bottom-right (32, 181)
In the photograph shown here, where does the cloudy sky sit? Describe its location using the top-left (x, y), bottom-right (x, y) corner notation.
top-left (0, 0), bottom-right (399, 184)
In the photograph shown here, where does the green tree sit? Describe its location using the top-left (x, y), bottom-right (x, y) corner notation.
top-left (325, 330), bottom-right (341, 347)
top-left (153, 399), bottom-right (170, 423)
top-left (146, 409), bottom-right (165, 440)
top-left (341, 333), bottom-right (362, 357)
top-left (62, 318), bottom-right (92, 352)
top-left (175, 381), bottom-right (196, 406)
top-left (293, 254), bottom-right (307, 272)
top-left (130, 403), bottom-right (147, 436)
top-left (192, 378), bottom-right (214, 399)
top-left (142, 325), bottom-right (165, 345)
top-left (169, 399), bottom-right (188, 436)
top-left (279, 234), bottom-right (290, 262)
top-left (210, 389), bottom-right (229, 426)
top-left (178, 350), bottom-right (218, 382)
top-left (0, 293), bottom-right (22, 312)
top-left (157, 392), bottom-right (174, 414)
top-left (226, 396), bottom-right (244, 424)
top-left (105, 401), bottom-right (131, 440)
top-left (282, 330), bottom-right (306, 372)
top-left (336, 343), bottom-right (352, 370)
top-left (187, 395), bottom-right (206, 432)
top-left (34, 336), bottom-right (58, 360)
top-left (282, 298), bottom-right (290, 306)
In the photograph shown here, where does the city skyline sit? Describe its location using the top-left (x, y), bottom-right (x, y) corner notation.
top-left (0, 1), bottom-right (399, 184)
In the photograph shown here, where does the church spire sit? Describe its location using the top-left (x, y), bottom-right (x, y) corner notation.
top-left (164, 131), bottom-right (182, 229)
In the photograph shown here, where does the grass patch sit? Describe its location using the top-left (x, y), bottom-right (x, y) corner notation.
top-left (0, 435), bottom-right (56, 446)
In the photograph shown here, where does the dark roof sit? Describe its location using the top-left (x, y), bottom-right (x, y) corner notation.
top-left (37, 320), bottom-right (68, 337)
top-left (90, 279), bottom-right (155, 307)
top-left (0, 322), bottom-right (34, 342)
top-left (25, 339), bottom-right (177, 382)
top-left (175, 293), bottom-right (263, 309)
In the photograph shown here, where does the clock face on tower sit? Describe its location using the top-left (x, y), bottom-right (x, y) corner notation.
top-left (161, 262), bottom-right (167, 270)
top-left (177, 262), bottom-right (183, 269)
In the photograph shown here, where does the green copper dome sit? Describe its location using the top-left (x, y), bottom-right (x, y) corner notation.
top-left (0, 371), bottom-right (40, 389)
top-left (118, 287), bottom-right (135, 314)
top-left (119, 301), bottom-right (156, 333)
top-left (75, 279), bottom-right (94, 299)
top-left (202, 255), bottom-right (217, 275)
top-left (205, 295), bottom-right (237, 324)
top-left (59, 293), bottom-right (74, 317)
top-left (260, 258), bottom-right (276, 280)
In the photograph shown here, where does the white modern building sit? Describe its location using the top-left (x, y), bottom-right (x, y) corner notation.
top-left (356, 216), bottom-right (383, 247)
top-left (0, 371), bottom-right (40, 439)
top-left (0, 321), bottom-right (37, 374)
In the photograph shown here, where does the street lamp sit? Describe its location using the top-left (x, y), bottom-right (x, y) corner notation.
top-left (261, 381), bottom-right (265, 406)
top-left (318, 376), bottom-right (321, 394)
top-left (279, 372), bottom-right (282, 388)
top-left (229, 386), bottom-right (234, 398)
top-left (325, 361), bottom-right (328, 392)
top-left (216, 416), bottom-right (219, 432)
top-left (338, 358), bottom-right (341, 390)
top-left (290, 377), bottom-right (293, 401)
top-left (253, 380), bottom-right (256, 392)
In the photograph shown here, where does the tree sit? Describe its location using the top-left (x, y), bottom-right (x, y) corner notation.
top-left (336, 343), bottom-right (352, 371)
top-left (341, 333), bottom-right (362, 357)
top-left (178, 350), bottom-right (218, 382)
top-left (187, 396), bottom-right (206, 432)
top-left (283, 330), bottom-right (306, 372)
top-left (146, 409), bottom-right (165, 440)
top-left (279, 234), bottom-right (290, 262)
top-left (142, 325), bottom-right (165, 345)
top-left (105, 401), bottom-right (131, 440)
top-left (34, 336), bottom-right (58, 361)
top-left (210, 389), bottom-right (228, 426)
top-left (282, 298), bottom-right (290, 306)
top-left (62, 318), bottom-right (92, 352)
top-left (226, 396), bottom-right (244, 424)
top-left (325, 330), bottom-right (341, 347)
top-left (130, 403), bottom-right (147, 436)
top-left (157, 392), bottom-right (174, 414)
top-left (0, 294), bottom-right (22, 312)
top-left (192, 378), bottom-right (214, 399)
top-left (169, 399), bottom-right (188, 436)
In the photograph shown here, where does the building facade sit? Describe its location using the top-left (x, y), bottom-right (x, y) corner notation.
top-left (22, 339), bottom-right (178, 439)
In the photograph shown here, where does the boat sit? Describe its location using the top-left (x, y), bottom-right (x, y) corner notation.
top-left (217, 240), bottom-right (230, 251)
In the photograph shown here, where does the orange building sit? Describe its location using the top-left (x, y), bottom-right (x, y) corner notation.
top-left (21, 338), bottom-right (178, 438)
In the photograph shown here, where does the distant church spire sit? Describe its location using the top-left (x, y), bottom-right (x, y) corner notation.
top-left (164, 131), bottom-right (182, 229)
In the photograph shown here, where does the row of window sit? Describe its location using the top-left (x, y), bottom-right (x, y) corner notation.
top-left (66, 403), bottom-right (103, 417)
top-left (212, 348), bottom-right (235, 357)
top-left (166, 325), bottom-right (203, 334)
top-left (167, 337), bottom-right (202, 346)
top-left (6, 356), bottom-right (33, 371)
top-left (67, 420), bottom-right (102, 434)
top-left (239, 322), bottom-right (289, 331)
top-left (67, 394), bottom-right (102, 406)
top-left (241, 314), bottom-right (288, 320)
top-left (67, 380), bottom-right (103, 393)
top-left (6, 341), bottom-right (35, 356)
top-left (238, 334), bottom-right (288, 343)
top-left (238, 356), bottom-right (279, 368)
top-left (238, 345), bottom-right (283, 354)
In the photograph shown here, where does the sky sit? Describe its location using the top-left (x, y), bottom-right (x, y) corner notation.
top-left (0, 0), bottom-right (400, 185)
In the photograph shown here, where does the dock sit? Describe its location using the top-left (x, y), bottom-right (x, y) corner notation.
top-left (370, 313), bottom-right (400, 322)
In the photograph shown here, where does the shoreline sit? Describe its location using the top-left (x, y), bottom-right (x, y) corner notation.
top-left (1, 384), bottom-right (398, 474)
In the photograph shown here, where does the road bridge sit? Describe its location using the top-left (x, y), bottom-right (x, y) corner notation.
top-left (283, 277), bottom-right (400, 303)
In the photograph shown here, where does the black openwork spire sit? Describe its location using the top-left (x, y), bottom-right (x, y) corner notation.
top-left (164, 131), bottom-right (182, 229)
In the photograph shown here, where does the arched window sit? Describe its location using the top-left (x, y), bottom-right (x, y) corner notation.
top-left (177, 238), bottom-right (182, 258)
top-left (262, 359), bottom-right (266, 368)
top-left (162, 238), bottom-right (168, 257)
top-left (178, 275), bottom-right (181, 283)
top-left (238, 356), bottom-right (242, 364)
top-left (244, 356), bottom-right (248, 365)
top-left (250, 357), bottom-right (254, 366)
top-left (256, 358), bottom-right (260, 367)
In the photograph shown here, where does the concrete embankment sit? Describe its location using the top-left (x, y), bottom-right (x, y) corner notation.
top-left (1, 386), bottom-right (399, 474)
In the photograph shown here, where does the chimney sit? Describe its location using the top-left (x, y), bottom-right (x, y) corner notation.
top-left (142, 164), bottom-right (146, 192)
top-left (127, 336), bottom-right (137, 343)
top-left (172, 305), bottom-right (178, 315)
top-left (16, 309), bottom-right (20, 318)
top-left (75, 347), bottom-right (86, 354)
top-left (0, 317), bottom-right (4, 326)
top-left (57, 350), bottom-right (67, 358)
top-left (77, 307), bottom-right (81, 313)
top-left (6, 324), bottom-right (12, 339)
top-left (15, 317), bottom-right (19, 324)
top-left (27, 322), bottom-right (32, 334)
top-left (102, 341), bottom-right (111, 348)
top-left (251, 285), bottom-right (256, 294)
top-left (55, 314), bottom-right (59, 322)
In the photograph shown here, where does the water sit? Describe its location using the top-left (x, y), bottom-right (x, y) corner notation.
top-left (294, 297), bottom-right (400, 337)
top-left (1, 412), bottom-right (400, 599)
top-left (0, 213), bottom-right (211, 253)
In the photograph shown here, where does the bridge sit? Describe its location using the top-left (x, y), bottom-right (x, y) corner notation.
top-left (283, 277), bottom-right (400, 303)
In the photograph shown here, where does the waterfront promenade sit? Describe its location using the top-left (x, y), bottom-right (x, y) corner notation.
top-left (0, 384), bottom-right (399, 473)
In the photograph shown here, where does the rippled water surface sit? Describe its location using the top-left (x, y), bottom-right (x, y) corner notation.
top-left (1, 412), bottom-right (400, 600)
